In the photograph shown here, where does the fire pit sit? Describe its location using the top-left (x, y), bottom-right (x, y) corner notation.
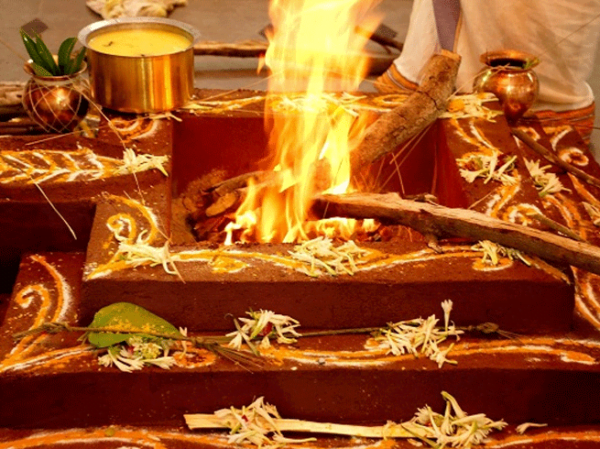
top-left (79, 89), bottom-right (573, 333)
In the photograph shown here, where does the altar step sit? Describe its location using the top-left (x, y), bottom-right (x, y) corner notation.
top-left (1, 252), bottom-right (599, 430)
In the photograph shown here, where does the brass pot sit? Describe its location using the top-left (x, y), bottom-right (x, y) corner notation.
top-left (78, 18), bottom-right (200, 113)
top-left (473, 50), bottom-right (540, 122)
top-left (22, 60), bottom-right (89, 133)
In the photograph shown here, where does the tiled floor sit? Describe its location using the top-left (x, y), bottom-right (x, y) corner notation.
top-left (0, 0), bottom-right (599, 152)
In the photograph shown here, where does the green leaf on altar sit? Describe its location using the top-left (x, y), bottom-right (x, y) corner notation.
top-left (86, 302), bottom-right (181, 348)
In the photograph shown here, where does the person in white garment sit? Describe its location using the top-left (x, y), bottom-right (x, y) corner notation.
top-left (376, 0), bottom-right (600, 142)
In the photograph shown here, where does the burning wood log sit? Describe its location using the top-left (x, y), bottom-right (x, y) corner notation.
top-left (207, 171), bottom-right (276, 198)
top-left (203, 171), bottom-right (280, 217)
top-left (200, 50), bottom-right (459, 219)
top-left (205, 191), bottom-right (241, 217)
top-left (313, 192), bottom-right (600, 276)
top-left (349, 50), bottom-right (461, 174)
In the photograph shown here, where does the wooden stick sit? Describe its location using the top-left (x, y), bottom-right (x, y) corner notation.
top-left (512, 128), bottom-right (600, 190)
top-left (185, 415), bottom-right (411, 438)
top-left (0, 126), bottom-right (43, 135)
top-left (313, 192), bottom-right (600, 276)
top-left (350, 50), bottom-right (461, 174)
top-left (0, 120), bottom-right (43, 135)
top-left (528, 212), bottom-right (586, 243)
top-left (193, 40), bottom-right (268, 57)
top-left (0, 105), bottom-right (26, 121)
top-left (193, 41), bottom-right (397, 78)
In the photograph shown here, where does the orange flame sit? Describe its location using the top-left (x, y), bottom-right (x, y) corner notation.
top-left (227, 0), bottom-right (381, 244)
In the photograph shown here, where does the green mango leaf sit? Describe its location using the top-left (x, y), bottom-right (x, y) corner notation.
top-left (20, 30), bottom-right (46, 69)
top-left (67, 46), bottom-right (86, 75)
top-left (86, 302), bottom-right (181, 348)
top-left (33, 32), bottom-right (58, 75)
top-left (57, 37), bottom-right (76, 73)
top-left (30, 62), bottom-right (54, 77)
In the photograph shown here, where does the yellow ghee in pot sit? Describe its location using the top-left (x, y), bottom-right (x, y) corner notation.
top-left (88, 28), bottom-right (191, 56)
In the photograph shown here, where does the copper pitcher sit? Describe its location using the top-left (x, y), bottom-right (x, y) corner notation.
top-left (473, 50), bottom-right (540, 122)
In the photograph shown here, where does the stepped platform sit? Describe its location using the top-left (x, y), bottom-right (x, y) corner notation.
top-left (1, 90), bottom-right (600, 447)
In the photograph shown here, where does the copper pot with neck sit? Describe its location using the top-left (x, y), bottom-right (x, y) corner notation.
top-left (473, 50), bottom-right (540, 122)
top-left (22, 59), bottom-right (89, 133)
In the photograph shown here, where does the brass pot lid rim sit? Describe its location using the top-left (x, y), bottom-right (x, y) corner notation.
top-left (479, 49), bottom-right (540, 70)
top-left (78, 17), bottom-right (201, 54)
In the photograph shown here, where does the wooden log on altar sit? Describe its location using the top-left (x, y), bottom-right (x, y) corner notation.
top-left (192, 40), bottom-right (398, 76)
top-left (349, 50), bottom-right (461, 174)
top-left (313, 192), bottom-right (600, 276)
top-left (193, 40), bottom-right (268, 57)
top-left (0, 82), bottom-right (26, 122)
